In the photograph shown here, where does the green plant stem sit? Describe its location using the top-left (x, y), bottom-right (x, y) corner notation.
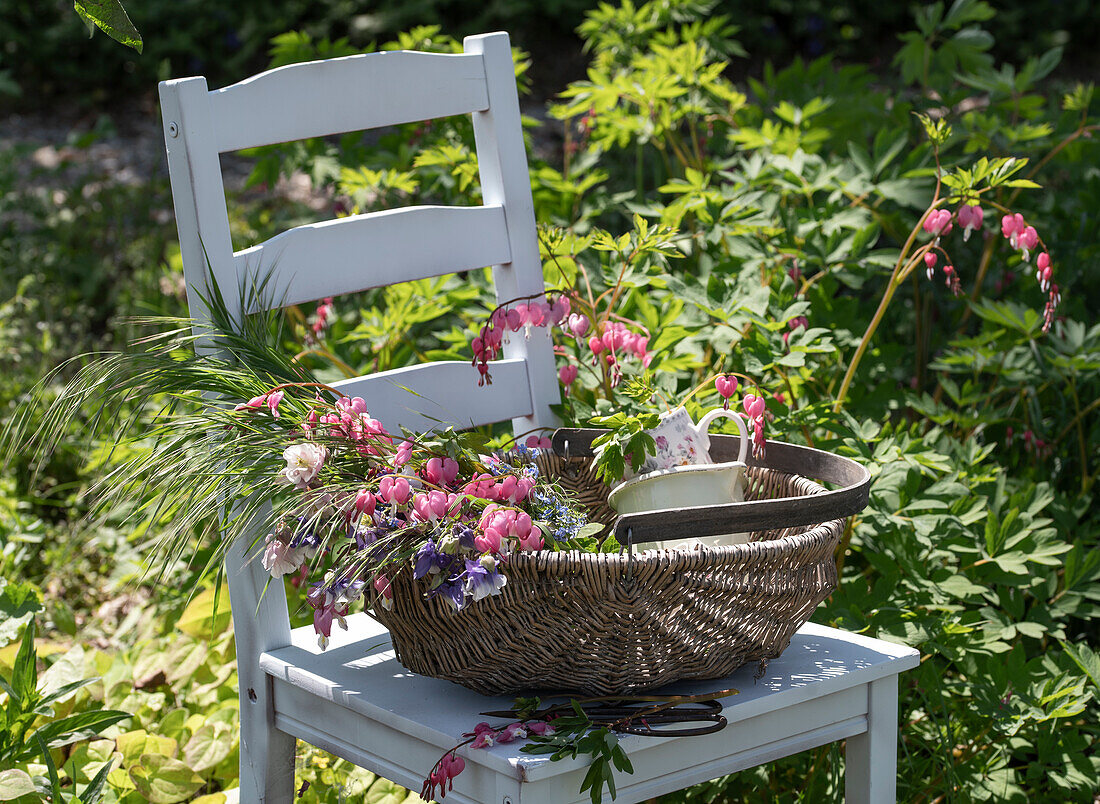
top-left (912, 272), bottom-right (925, 389)
top-left (1066, 376), bottom-right (1092, 494)
top-left (833, 240), bottom-right (933, 412)
top-left (1056, 394), bottom-right (1100, 445)
top-left (835, 515), bottom-right (857, 578)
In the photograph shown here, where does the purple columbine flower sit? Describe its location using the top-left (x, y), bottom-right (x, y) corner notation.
top-left (463, 559), bottom-right (507, 602)
top-left (414, 539), bottom-right (443, 579)
top-left (290, 523), bottom-right (322, 557)
top-left (456, 526), bottom-right (477, 551)
top-left (427, 576), bottom-right (467, 611)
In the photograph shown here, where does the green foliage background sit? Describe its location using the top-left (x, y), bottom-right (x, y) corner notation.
top-left (1, 0), bottom-right (1098, 802)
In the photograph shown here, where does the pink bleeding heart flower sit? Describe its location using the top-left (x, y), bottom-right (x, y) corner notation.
top-left (515, 476), bottom-right (535, 502)
top-left (957, 204), bottom-right (983, 241)
top-left (923, 208), bottom-right (952, 236)
top-left (527, 301), bottom-right (548, 327)
top-left (514, 303), bottom-right (529, 327)
top-left (505, 307), bottom-right (523, 332)
top-left (1018, 226), bottom-right (1038, 261)
top-left (354, 488), bottom-right (376, 518)
top-left (559, 364), bottom-right (579, 388)
top-left (235, 394), bottom-right (267, 412)
top-left (518, 525), bottom-right (544, 552)
top-left (548, 295), bottom-right (571, 324)
top-left (373, 574), bottom-right (393, 611)
top-left (588, 335), bottom-right (605, 356)
top-left (474, 528), bottom-right (504, 554)
top-left (393, 440), bottom-right (413, 468)
top-left (379, 475), bottom-right (411, 505)
top-left (1036, 252), bottom-right (1053, 291)
top-left (527, 721), bottom-right (555, 736)
top-left (715, 376), bottom-right (738, 400)
top-left (943, 264), bottom-right (961, 296)
top-left (266, 389), bottom-right (285, 418)
top-left (743, 394), bottom-right (766, 420)
top-left (1002, 213), bottom-right (1026, 248)
top-left (412, 491), bottom-right (449, 522)
top-left (440, 754), bottom-right (465, 789)
top-left (423, 457), bottom-right (444, 485)
top-left (498, 474), bottom-right (518, 502)
top-left (567, 314), bottom-right (590, 338)
top-left (924, 251), bottom-right (937, 280)
top-left (496, 722), bottom-right (528, 743)
top-left (424, 456), bottom-right (459, 487)
top-left (470, 731), bottom-right (494, 749)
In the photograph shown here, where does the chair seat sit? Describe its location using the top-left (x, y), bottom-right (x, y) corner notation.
top-left (259, 612), bottom-right (918, 804)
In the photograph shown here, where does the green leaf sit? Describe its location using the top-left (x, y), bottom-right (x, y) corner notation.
top-left (73, 0), bottom-right (143, 53)
top-left (176, 586), bottom-right (232, 639)
top-left (938, 574), bottom-right (986, 599)
top-left (183, 722), bottom-right (235, 772)
top-left (1063, 642), bottom-right (1100, 690)
top-left (128, 754), bottom-right (204, 804)
top-left (0, 580), bottom-right (43, 648)
top-left (364, 776), bottom-right (406, 804)
top-left (0, 769), bottom-right (38, 801)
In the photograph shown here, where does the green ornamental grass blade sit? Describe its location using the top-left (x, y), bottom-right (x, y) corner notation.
top-left (81, 755), bottom-right (118, 803)
top-left (35, 710), bottom-right (131, 748)
top-left (11, 621), bottom-right (37, 703)
top-left (73, 0), bottom-right (143, 53)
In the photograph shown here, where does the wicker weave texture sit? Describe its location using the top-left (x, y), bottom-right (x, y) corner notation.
top-left (373, 460), bottom-right (842, 695)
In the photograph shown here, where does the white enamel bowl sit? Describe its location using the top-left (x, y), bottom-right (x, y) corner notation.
top-left (607, 460), bottom-right (749, 551)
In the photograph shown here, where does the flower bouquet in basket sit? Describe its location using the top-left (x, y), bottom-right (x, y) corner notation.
top-left (252, 389), bottom-right (598, 649)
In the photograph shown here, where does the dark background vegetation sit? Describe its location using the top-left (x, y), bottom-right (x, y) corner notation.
top-left (3, 0), bottom-right (1098, 105)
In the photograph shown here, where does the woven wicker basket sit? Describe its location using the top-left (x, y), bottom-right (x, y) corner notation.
top-left (373, 434), bottom-right (870, 696)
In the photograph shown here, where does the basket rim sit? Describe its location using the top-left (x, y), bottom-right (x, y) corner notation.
top-left (549, 431), bottom-right (870, 544)
top-left (503, 516), bottom-right (843, 571)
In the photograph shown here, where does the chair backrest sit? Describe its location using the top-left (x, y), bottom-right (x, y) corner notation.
top-left (158, 32), bottom-right (558, 436)
top-left (157, 35), bottom-right (561, 693)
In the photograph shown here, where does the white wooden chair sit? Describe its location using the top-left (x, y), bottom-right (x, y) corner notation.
top-left (160, 34), bottom-right (918, 804)
top-left (159, 33), bottom-right (558, 802)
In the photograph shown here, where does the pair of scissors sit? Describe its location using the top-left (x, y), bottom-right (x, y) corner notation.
top-left (481, 693), bottom-right (732, 738)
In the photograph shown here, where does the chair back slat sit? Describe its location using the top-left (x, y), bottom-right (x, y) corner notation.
top-left (330, 358), bottom-right (534, 435)
top-left (234, 204), bottom-right (511, 311)
top-left (210, 51), bottom-right (489, 152)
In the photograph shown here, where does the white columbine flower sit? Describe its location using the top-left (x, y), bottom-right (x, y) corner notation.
top-left (280, 443), bottom-right (327, 489)
top-left (261, 533), bottom-right (301, 577)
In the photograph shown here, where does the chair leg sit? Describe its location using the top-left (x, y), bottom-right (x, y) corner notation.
top-left (845, 676), bottom-right (899, 804)
top-left (237, 675), bottom-right (296, 804)
top-left (225, 519), bottom-right (296, 804)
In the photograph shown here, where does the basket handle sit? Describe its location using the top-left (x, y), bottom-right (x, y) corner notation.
top-left (551, 429), bottom-right (871, 545)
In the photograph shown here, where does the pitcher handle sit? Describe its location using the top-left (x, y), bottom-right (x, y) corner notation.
top-left (694, 408), bottom-right (749, 464)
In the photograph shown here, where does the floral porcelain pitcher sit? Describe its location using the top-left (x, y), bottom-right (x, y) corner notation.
top-left (638, 406), bottom-right (749, 475)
